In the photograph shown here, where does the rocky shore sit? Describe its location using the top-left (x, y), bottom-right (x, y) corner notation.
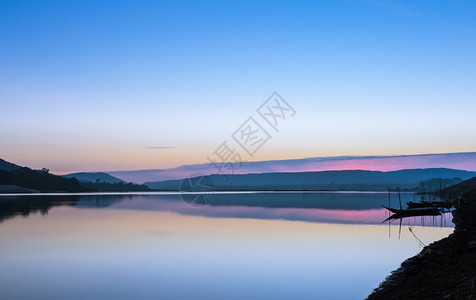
top-left (367, 191), bottom-right (476, 299)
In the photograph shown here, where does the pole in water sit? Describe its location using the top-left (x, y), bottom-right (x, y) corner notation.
top-left (387, 188), bottom-right (391, 238)
top-left (388, 188), bottom-right (391, 209)
top-left (399, 218), bottom-right (402, 240)
top-left (398, 188), bottom-right (402, 210)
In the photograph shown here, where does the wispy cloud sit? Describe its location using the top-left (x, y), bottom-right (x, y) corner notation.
top-left (145, 146), bottom-right (175, 150)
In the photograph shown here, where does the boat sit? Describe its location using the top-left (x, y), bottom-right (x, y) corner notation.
top-left (382, 205), bottom-right (441, 216)
top-left (406, 201), bottom-right (453, 209)
top-left (382, 205), bottom-right (442, 223)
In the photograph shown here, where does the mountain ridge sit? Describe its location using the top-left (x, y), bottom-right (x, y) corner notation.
top-left (146, 168), bottom-right (476, 191)
top-left (0, 158), bottom-right (21, 171)
top-left (0, 158), bottom-right (148, 193)
top-left (63, 172), bottom-right (125, 184)
top-left (109, 151), bottom-right (476, 184)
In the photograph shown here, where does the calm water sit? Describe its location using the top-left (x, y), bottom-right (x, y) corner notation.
top-left (0, 192), bottom-right (453, 299)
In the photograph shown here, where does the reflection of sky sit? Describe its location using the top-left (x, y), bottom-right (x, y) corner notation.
top-left (0, 192), bottom-right (454, 227)
top-left (78, 193), bottom-right (454, 227)
top-left (0, 202), bottom-right (453, 300)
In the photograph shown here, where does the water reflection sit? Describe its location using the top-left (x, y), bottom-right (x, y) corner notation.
top-left (0, 192), bottom-right (453, 227)
top-left (0, 192), bottom-right (454, 300)
top-left (0, 195), bottom-right (79, 223)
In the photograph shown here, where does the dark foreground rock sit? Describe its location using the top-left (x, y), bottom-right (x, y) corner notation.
top-left (367, 193), bottom-right (476, 300)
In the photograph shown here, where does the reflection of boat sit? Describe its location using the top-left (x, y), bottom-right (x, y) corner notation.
top-left (382, 205), bottom-right (442, 223)
top-left (383, 188), bottom-right (443, 220)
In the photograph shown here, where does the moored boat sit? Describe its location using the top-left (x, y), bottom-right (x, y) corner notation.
top-left (382, 205), bottom-right (441, 216)
top-left (406, 201), bottom-right (453, 209)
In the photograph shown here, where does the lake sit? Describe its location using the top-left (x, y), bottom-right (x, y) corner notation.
top-left (0, 192), bottom-right (453, 299)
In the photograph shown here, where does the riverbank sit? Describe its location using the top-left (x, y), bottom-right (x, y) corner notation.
top-left (367, 191), bottom-right (476, 299)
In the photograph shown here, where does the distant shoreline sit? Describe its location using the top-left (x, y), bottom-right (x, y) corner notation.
top-left (0, 189), bottom-right (415, 197)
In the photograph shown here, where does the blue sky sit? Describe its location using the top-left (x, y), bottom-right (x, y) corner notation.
top-left (1, 0), bottom-right (476, 173)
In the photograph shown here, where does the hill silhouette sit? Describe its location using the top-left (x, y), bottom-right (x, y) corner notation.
top-left (79, 181), bottom-right (149, 192)
top-left (0, 158), bottom-right (21, 171)
top-left (441, 176), bottom-right (476, 198)
top-left (146, 168), bottom-right (476, 191)
top-left (63, 172), bottom-right (125, 184)
top-left (0, 158), bottom-right (149, 193)
top-left (110, 151), bottom-right (476, 184)
top-left (0, 167), bottom-right (87, 193)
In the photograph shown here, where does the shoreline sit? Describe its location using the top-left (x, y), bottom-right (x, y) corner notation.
top-left (367, 193), bottom-right (476, 299)
top-left (0, 189), bottom-right (415, 196)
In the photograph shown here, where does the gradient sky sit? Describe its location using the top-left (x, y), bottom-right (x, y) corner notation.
top-left (1, 0), bottom-right (476, 173)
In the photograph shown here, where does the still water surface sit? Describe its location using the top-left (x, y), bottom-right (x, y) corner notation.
top-left (0, 192), bottom-right (453, 299)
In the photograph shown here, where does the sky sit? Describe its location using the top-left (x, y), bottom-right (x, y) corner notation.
top-left (1, 0), bottom-right (476, 173)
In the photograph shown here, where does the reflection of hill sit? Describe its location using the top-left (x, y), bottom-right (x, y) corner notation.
top-left (207, 192), bottom-right (410, 210)
top-left (0, 195), bottom-right (80, 223)
top-left (108, 193), bottom-right (449, 226)
top-left (104, 193), bottom-right (405, 210)
top-left (0, 193), bottom-right (451, 226)
top-left (104, 192), bottom-right (415, 211)
top-left (0, 195), bottom-right (131, 223)
top-left (74, 194), bottom-right (133, 208)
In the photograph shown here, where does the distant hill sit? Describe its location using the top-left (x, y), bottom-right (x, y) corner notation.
top-left (62, 172), bottom-right (150, 192)
top-left (0, 158), bottom-right (21, 171)
top-left (110, 151), bottom-right (476, 184)
top-left (63, 172), bottom-right (125, 184)
top-left (80, 181), bottom-right (149, 192)
top-left (146, 168), bottom-right (476, 191)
